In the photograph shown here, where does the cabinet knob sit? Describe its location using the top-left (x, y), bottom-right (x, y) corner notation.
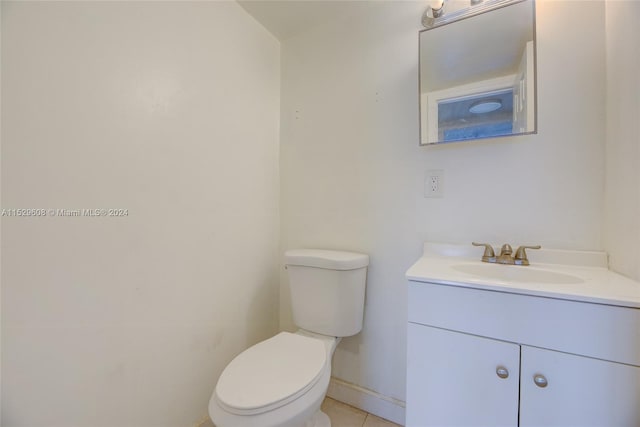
top-left (496, 366), bottom-right (509, 379)
top-left (533, 374), bottom-right (548, 388)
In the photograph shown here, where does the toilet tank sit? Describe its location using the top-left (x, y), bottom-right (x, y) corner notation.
top-left (284, 249), bottom-right (369, 337)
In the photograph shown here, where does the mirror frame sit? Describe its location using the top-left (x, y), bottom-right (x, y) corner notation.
top-left (418, 0), bottom-right (537, 146)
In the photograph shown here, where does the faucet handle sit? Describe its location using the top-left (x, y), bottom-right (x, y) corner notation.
top-left (514, 245), bottom-right (541, 265)
top-left (472, 242), bottom-right (496, 262)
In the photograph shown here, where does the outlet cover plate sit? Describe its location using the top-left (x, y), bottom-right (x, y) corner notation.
top-left (425, 169), bottom-right (444, 198)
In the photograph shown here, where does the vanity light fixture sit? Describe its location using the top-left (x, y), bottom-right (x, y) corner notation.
top-left (421, 0), bottom-right (445, 27)
top-left (469, 99), bottom-right (502, 114)
top-left (421, 0), bottom-right (519, 28)
top-left (431, 0), bottom-right (446, 17)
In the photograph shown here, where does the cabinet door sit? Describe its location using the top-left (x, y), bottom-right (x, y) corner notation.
top-left (407, 323), bottom-right (520, 427)
top-left (520, 346), bottom-right (640, 426)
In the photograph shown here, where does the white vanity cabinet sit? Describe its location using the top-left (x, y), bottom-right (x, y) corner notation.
top-left (406, 280), bottom-right (640, 427)
top-left (407, 323), bottom-right (520, 427)
top-left (519, 346), bottom-right (640, 426)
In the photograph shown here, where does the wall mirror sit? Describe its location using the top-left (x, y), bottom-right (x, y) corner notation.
top-left (419, 0), bottom-right (537, 145)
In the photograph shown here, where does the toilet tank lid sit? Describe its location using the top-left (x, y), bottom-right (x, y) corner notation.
top-left (285, 249), bottom-right (369, 270)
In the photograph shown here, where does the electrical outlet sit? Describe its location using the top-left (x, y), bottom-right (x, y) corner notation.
top-left (425, 170), bottom-right (444, 198)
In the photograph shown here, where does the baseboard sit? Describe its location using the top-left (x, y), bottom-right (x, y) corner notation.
top-left (326, 377), bottom-right (406, 426)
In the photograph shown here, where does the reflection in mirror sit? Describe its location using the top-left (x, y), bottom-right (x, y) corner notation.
top-left (419, 0), bottom-right (536, 145)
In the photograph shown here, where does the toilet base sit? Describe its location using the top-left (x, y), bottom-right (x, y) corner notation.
top-left (304, 410), bottom-right (330, 427)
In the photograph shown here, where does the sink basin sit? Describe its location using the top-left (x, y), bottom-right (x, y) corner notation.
top-left (451, 263), bottom-right (584, 285)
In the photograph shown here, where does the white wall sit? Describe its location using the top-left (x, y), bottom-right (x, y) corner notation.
top-left (280, 0), bottom-right (606, 416)
top-left (604, 0), bottom-right (640, 281)
top-left (1, 2), bottom-right (280, 426)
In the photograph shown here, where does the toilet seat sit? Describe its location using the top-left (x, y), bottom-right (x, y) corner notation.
top-left (215, 332), bottom-right (327, 416)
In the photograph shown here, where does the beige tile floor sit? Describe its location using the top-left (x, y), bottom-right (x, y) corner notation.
top-left (202, 397), bottom-right (402, 427)
top-left (321, 397), bottom-right (401, 427)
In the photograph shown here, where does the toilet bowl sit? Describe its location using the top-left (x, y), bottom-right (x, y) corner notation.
top-left (209, 331), bottom-right (339, 427)
top-left (209, 249), bottom-right (369, 427)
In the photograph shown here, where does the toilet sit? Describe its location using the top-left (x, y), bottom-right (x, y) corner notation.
top-left (209, 249), bottom-right (369, 427)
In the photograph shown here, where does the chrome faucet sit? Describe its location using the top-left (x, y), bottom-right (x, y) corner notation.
top-left (473, 242), bottom-right (541, 266)
top-left (496, 243), bottom-right (514, 264)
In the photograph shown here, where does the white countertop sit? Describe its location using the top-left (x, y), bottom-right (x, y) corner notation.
top-left (406, 243), bottom-right (640, 308)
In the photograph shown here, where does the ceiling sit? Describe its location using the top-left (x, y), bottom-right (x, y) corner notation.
top-left (239, 0), bottom-right (535, 92)
top-left (237, 0), bottom-right (363, 41)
